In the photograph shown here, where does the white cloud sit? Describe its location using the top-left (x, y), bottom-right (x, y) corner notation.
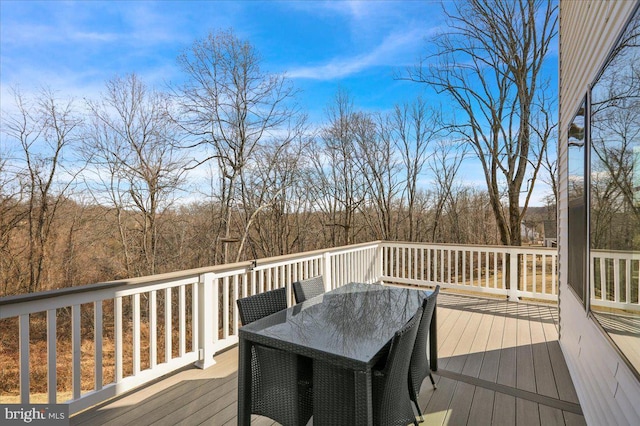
top-left (71, 31), bottom-right (120, 43)
top-left (288, 27), bottom-right (427, 80)
top-left (281, 0), bottom-right (442, 81)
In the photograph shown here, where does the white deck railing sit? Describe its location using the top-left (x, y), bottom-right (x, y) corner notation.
top-left (0, 242), bottom-right (380, 414)
top-left (0, 240), bottom-right (635, 414)
top-left (379, 242), bottom-right (558, 302)
top-left (590, 249), bottom-right (640, 312)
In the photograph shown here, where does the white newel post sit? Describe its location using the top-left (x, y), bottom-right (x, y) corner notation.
top-left (508, 249), bottom-right (520, 302)
top-left (323, 251), bottom-right (332, 291)
top-left (19, 314), bottom-right (29, 404)
top-left (376, 243), bottom-right (384, 283)
top-left (196, 272), bottom-right (216, 369)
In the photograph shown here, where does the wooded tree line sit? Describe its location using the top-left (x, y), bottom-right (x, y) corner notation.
top-left (0, 0), bottom-right (557, 296)
top-left (0, 82), bottom-right (504, 296)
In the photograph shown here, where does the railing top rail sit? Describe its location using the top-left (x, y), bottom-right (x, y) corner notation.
top-left (591, 248), bottom-right (640, 257)
top-left (0, 240), bottom-right (562, 307)
top-left (0, 262), bottom-right (248, 307)
top-left (380, 240), bottom-right (557, 252)
top-left (0, 240), bottom-right (383, 306)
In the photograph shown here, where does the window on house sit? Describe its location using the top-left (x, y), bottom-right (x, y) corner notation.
top-left (589, 5), bottom-right (640, 376)
top-left (567, 99), bottom-right (587, 306)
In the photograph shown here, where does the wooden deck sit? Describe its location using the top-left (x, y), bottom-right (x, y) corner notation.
top-left (71, 292), bottom-right (585, 425)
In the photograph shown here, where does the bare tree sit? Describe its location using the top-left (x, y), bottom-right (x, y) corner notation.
top-left (354, 112), bottom-right (402, 241)
top-left (175, 28), bottom-right (300, 263)
top-left (4, 88), bottom-right (82, 292)
top-left (428, 138), bottom-right (468, 243)
top-left (590, 43), bottom-right (640, 250)
top-left (85, 74), bottom-right (187, 276)
top-left (309, 89), bottom-right (366, 246)
top-left (390, 97), bottom-right (440, 241)
top-left (236, 123), bottom-right (311, 260)
top-left (532, 91), bottom-right (558, 209)
top-left (0, 146), bottom-right (27, 295)
top-left (407, 0), bottom-right (557, 246)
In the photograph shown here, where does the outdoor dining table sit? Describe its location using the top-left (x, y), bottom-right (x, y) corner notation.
top-left (237, 282), bottom-right (437, 426)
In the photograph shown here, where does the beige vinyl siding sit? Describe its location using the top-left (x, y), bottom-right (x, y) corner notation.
top-left (558, 1), bottom-right (640, 425)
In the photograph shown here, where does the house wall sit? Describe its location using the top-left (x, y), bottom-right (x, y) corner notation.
top-left (558, 1), bottom-right (640, 424)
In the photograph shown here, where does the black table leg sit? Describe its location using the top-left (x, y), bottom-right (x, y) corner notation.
top-left (237, 337), bottom-right (252, 425)
top-left (354, 369), bottom-right (373, 425)
top-left (430, 305), bottom-right (438, 371)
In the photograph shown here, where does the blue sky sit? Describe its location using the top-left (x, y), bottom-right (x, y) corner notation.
top-left (0, 0), bottom-right (558, 205)
top-left (1, 0), bottom-right (442, 121)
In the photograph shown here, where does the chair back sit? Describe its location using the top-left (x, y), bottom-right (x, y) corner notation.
top-left (236, 286), bottom-right (313, 425)
top-left (292, 275), bottom-right (325, 304)
top-left (236, 287), bottom-right (287, 325)
top-left (409, 285), bottom-right (440, 399)
top-left (375, 305), bottom-right (423, 425)
top-left (382, 306), bottom-right (423, 376)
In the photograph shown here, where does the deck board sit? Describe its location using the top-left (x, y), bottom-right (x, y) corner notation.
top-left (492, 392), bottom-right (517, 426)
top-left (443, 381), bottom-right (474, 425)
top-left (530, 305), bottom-right (560, 399)
top-left (422, 376), bottom-right (457, 425)
top-left (467, 386), bottom-right (495, 426)
top-left (563, 410), bottom-right (588, 426)
top-left (71, 291), bottom-right (585, 426)
top-left (547, 340), bottom-right (581, 405)
top-left (516, 397), bottom-right (541, 426)
top-left (516, 304), bottom-right (537, 393)
top-left (478, 298), bottom-right (506, 383)
top-left (461, 301), bottom-right (494, 378)
top-left (498, 307), bottom-right (518, 388)
top-left (448, 309), bottom-right (481, 372)
top-left (539, 404), bottom-right (566, 425)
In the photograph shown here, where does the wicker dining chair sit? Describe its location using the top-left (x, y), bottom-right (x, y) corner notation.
top-left (313, 306), bottom-right (423, 426)
top-left (372, 305), bottom-right (423, 426)
top-left (292, 275), bottom-right (325, 304)
top-left (408, 285), bottom-right (440, 422)
top-left (236, 287), bottom-right (313, 426)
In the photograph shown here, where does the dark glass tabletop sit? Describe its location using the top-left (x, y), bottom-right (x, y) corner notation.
top-left (239, 282), bottom-right (429, 368)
